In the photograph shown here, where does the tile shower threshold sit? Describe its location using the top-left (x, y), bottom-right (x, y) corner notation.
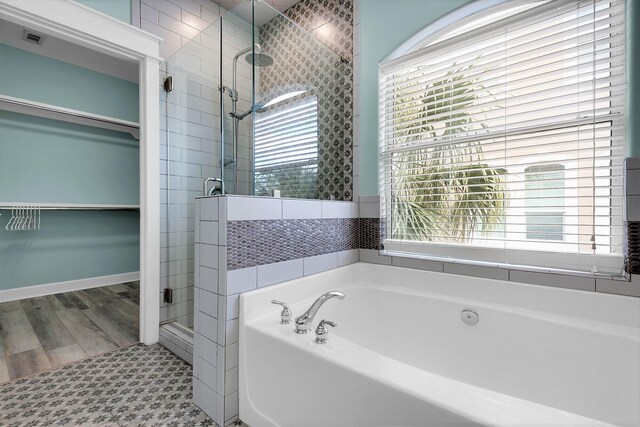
top-left (165, 322), bottom-right (194, 339)
top-left (159, 322), bottom-right (194, 365)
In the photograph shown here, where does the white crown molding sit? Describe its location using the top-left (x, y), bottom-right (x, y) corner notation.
top-left (0, 17), bottom-right (140, 82)
top-left (0, 0), bottom-right (162, 62)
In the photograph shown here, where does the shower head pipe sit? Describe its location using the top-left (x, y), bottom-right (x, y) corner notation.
top-left (231, 44), bottom-right (273, 107)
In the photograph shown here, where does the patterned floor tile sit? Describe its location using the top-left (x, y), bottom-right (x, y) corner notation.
top-left (0, 344), bottom-right (218, 427)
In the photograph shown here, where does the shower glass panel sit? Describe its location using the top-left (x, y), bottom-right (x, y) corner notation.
top-left (160, 17), bottom-right (222, 329)
top-left (159, 0), bottom-right (350, 330)
top-left (220, 9), bottom-right (254, 196)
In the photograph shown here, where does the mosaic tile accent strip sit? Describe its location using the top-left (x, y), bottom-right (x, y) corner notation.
top-left (627, 221), bottom-right (640, 275)
top-left (0, 344), bottom-right (215, 427)
top-left (359, 218), bottom-right (382, 250)
top-left (259, 0), bottom-right (353, 201)
top-left (227, 219), bottom-right (359, 270)
top-left (226, 217), bottom-right (386, 270)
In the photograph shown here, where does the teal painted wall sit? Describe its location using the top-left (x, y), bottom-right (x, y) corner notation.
top-left (0, 45), bottom-right (140, 290)
top-left (0, 44), bottom-right (138, 122)
top-left (0, 211), bottom-right (140, 290)
top-left (357, 0), bottom-right (471, 195)
top-left (74, 0), bottom-right (132, 24)
top-left (357, 0), bottom-right (640, 195)
top-left (0, 112), bottom-right (139, 205)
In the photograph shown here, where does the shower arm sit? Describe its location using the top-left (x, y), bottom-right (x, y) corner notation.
top-left (231, 45), bottom-right (252, 107)
top-left (229, 44), bottom-right (262, 168)
top-left (229, 47), bottom-right (248, 168)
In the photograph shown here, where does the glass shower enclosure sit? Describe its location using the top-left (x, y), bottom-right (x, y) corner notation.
top-left (159, 0), bottom-right (349, 330)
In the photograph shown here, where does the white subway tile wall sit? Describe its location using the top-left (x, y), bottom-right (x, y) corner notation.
top-left (257, 259), bottom-right (304, 288)
top-left (303, 252), bottom-right (339, 276)
top-left (282, 199), bottom-right (323, 219)
top-left (194, 196), bottom-right (227, 425)
top-left (337, 249), bottom-right (360, 267)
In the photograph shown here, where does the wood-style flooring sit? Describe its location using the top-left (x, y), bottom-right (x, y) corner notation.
top-left (0, 282), bottom-right (139, 384)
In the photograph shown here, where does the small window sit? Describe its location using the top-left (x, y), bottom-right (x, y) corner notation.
top-left (254, 97), bottom-right (318, 199)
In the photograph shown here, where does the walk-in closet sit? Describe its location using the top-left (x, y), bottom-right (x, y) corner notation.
top-left (0, 17), bottom-right (142, 382)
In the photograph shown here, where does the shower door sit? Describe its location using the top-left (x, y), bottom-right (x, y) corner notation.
top-left (159, 3), bottom-right (260, 330)
top-left (160, 17), bottom-right (224, 330)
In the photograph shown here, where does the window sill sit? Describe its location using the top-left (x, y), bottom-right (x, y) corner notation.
top-left (379, 248), bottom-right (630, 283)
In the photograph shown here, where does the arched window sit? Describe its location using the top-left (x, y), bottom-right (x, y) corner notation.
top-left (379, 0), bottom-right (625, 274)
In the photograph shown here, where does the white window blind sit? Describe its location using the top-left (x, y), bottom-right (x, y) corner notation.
top-left (379, 0), bottom-right (625, 274)
top-left (254, 97), bottom-right (318, 199)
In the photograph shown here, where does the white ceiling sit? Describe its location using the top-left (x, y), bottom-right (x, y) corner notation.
top-left (212, 0), bottom-right (301, 26)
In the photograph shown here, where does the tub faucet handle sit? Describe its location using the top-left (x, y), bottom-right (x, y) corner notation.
top-left (315, 319), bottom-right (337, 344)
top-left (271, 300), bottom-right (292, 324)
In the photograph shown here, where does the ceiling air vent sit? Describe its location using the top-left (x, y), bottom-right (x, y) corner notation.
top-left (22, 30), bottom-right (44, 45)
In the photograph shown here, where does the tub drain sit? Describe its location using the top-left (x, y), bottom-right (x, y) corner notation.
top-left (461, 308), bottom-right (479, 325)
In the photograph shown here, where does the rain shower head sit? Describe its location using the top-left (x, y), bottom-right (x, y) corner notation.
top-left (233, 44), bottom-right (274, 68)
top-left (244, 50), bottom-right (274, 67)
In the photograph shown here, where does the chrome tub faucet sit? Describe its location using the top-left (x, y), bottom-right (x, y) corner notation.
top-left (294, 291), bottom-right (344, 334)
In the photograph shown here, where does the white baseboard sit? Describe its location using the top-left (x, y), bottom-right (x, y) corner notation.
top-left (0, 272), bottom-right (140, 303)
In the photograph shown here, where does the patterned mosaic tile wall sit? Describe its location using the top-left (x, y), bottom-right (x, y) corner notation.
top-left (258, 0), bottom-right (354, 201)
top-left (628, 221), bottom-right (640, 275)
top-left (226, 217), bottom-right (382, 270)
top-left (227, 219), bottom-right (358, 270)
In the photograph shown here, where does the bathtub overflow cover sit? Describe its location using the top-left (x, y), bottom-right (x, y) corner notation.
top-left (461, 308), bottom-right (479, 326)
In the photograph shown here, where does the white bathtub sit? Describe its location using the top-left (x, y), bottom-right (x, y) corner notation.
top-left (239, 263), bottom-right (640, 426)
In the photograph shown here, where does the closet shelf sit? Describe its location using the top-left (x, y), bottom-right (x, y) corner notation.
top-left (0, 203), bottom-right (139, 211)
top-left (0, 94), bottom-right (140, 139)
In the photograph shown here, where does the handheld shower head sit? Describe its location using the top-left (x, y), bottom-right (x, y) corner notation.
top-left (229, 91), bottom-right (307, 121)
top-left (230, 102), bottom-right (266, 121)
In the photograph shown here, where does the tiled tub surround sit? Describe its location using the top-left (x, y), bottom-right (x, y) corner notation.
top-left (193, 195), bottom-right (359, 426)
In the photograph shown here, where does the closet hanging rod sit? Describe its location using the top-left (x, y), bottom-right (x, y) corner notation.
top-left (0, 94), bottom-right (140, 138)
top-left (0, 203), bottom-right (139, 211)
